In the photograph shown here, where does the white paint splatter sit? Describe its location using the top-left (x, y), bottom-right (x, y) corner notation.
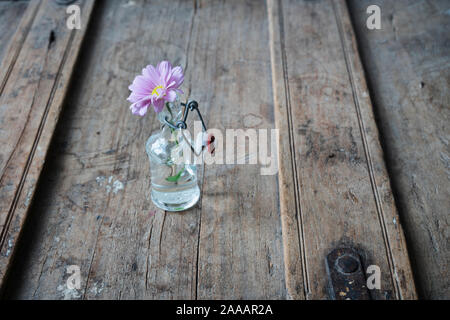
top-left (122, 0), bottom-right (136, 7)
top-left (100, 175), bottom-right (125, 194)
top-left (5, 239), bottom-right (13, 257)
top-left (89, 281), bottom-right (105, 296)
top-left (112, 180), bottom-right (124, 194)
top-left (96, 176), bottom-right (105, 186)
top-left (57, 284), bottom-right (81, 300)
top-left (24, 188), bottom-right (34, 207)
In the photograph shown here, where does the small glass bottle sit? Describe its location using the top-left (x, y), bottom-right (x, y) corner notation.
top-left (145, 97), bottom-right (201, 211)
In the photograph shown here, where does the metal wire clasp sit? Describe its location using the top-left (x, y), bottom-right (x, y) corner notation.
top-left (164, 100), bottom-right (213, 156)
top-left (164, 100), bottom-right (207, 132)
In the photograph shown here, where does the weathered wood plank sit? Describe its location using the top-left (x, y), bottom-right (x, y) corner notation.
top-left (192, 0), bottom-right (286, 299)
top-left (268, 0), bottom-right (417, 299)
top-left (0, 0), bottom-right (95, 289)
top-left (348, 0), bottom-right (450, 299)
top-left (4, 0), bottom-right (286, 300)
top-left (0, 0), bottom-right (39, 96)
top-left (0, 1), bottom-right (29, 65)
top-left (3, 0), bottom-right (421, 300)
top-left (3, 0), bottom-right (205, 300)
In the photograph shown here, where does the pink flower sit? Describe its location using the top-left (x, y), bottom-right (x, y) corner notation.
top-left (127, 61), bottom-right (184, 115)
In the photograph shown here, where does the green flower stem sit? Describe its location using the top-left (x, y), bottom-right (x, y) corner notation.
top-left (164, 103), bottom-right (181, 181)
top-left (165, 102), bottom-right (173, 119)
top-left (165, 102), bottom-right (179, 146)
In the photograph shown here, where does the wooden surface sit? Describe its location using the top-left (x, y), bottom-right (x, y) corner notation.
top-left (3, 0), bottom-right (286, 300)
top-left (0, 1), bottom-right (28, 65)
top-left (0, 0), bottom-right (437, 299)
top-left (349, 0), bottom-right (449, 299)
top-left (268, 0), bottom-right (416, 299)
top-left (0, 0), bottom-right (95, 288)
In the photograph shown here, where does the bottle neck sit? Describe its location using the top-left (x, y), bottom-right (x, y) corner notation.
top-left (157, 95), bottom-right (183, 127)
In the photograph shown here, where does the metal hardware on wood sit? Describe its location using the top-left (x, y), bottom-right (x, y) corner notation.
top-left (325, 247), bottom-right (371, 300)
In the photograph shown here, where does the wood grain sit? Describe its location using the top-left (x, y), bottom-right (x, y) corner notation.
top-left (4, 0), bottom-right (200, 300)
top-left (3, 0), bottom-right (420, 300)
top-left (0, 1), bottom-right (29, 65)
top-left (4, 0), bottom-right (286, 300)
top-left (348, 0), bottom-right (449, 299)
top-left (0, 0), bottom-right (95, 289)
top-left (191, 0), bottom-right (286, 299)
top-left (268, 0), bottom-right (417, 299)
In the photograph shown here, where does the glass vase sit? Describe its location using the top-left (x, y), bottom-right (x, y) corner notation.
top-left (145, 97), bottom-right (200, 211)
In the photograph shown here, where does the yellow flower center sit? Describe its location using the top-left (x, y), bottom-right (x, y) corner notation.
top-left (151, 85), bottom-right (164, 97)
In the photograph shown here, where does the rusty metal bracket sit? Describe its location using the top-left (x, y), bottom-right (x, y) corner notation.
top-left (325, 247), bottom-right (371, 300)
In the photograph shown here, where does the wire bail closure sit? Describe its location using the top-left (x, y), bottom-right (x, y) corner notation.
top-left (164, 100), bottom-right (212, 156)
top-left (164, 100), bottom-right (207, 132)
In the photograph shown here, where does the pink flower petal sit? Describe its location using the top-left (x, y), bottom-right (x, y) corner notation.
top-left (153, 98), bottom-right (165, 113)
top-left (166, 90), bottom-right (177, 102)
top-left (127, 91), bottom-right (147, 103)
top-left (138, 105), bottom-right (148, 116)
top-left (129, 76), bottom-right (153, 95)
top-left (143, 65), bottom-right (160, 87)
top-left (157, 61), bottom-right (172, 84)
top-left (130, 102), bottom-right (140, 115)
top-left (169, 66), bottom-right (184, 87)
top-left (128, 61), bottom-right (184, 116)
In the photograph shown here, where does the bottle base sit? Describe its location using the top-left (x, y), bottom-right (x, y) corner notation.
top-left (151, 185), bottom-right (200, 212)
